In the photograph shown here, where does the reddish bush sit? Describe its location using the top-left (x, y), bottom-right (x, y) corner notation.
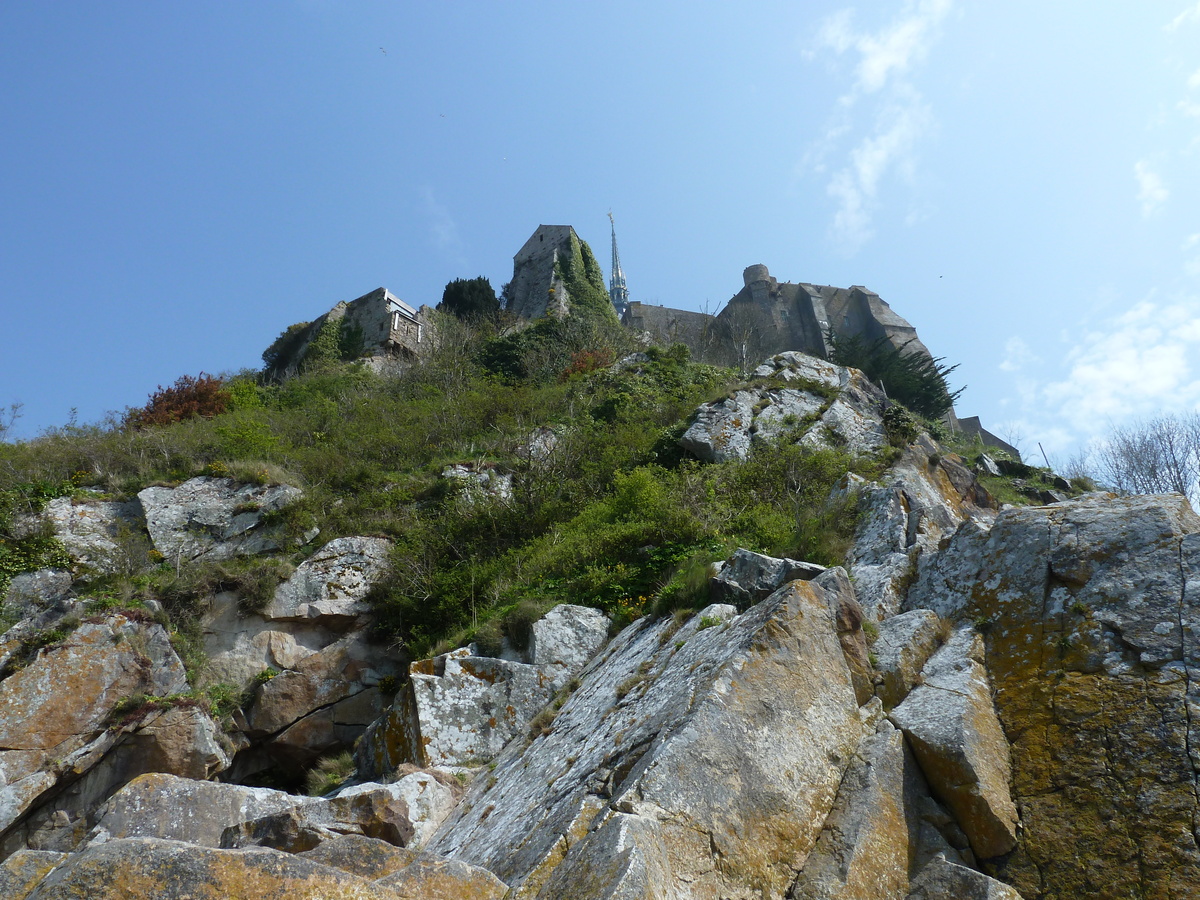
top-left (125, 373), bottom-right (231, 429)
top-left (560, 348), bottom-right (615, 381)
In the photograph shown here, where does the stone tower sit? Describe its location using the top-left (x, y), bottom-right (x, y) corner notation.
top-left (504, 225), bottom-right (576, 320)
top-left (607, 212), bottom-right (629, 317)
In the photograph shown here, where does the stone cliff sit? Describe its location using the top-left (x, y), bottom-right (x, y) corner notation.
top-left (0, 346), bottom-right (1194, 898)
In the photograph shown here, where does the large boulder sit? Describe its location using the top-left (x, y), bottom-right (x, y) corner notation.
top-left (0, 613), bottom-right (192, 845)
top-left (86, 773), bottom-right (313, 848)
top-left (428, 584), bottom-right (871, 898)
top-left (4, 571), bottom-right (73, 622)
top-left (528, 603), bottom-right (609, 690)
top-left (137, 477), bottom-right (303, 562)
top-left (710, 547), bottom-right (825, 610)
top-left (358, 648), bottom-right (555, 771)
top-left (302, 835), bottom-right (508, 899)
top-left (373, 851), bottom-right (509, 899)
top-left (907, 492), bottom-right (1200, 897)
top-left (262, 536), bottom-right (391, 625)
top-left (889, 628), bottom-right (1019, 860)
top-left (222, 773), bottom-right (457, 853)
top-left (0, 850), bottom-right (66, 900)
top-left (907, 854), bottom-right (1026, 899)
top-left (21, 837), bottom-right (401, 899)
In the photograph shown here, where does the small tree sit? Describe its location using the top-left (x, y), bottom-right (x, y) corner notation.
top-left (438, 277), bottom-right (499, 322)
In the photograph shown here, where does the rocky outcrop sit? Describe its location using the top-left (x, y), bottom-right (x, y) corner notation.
top-left (710, 547), bottom-right (825, 610)
top-left (441, 464), bottom-right (513, 506)
top-left (889, 628), bottom-right (1019, 860)
top-left (428, 587), bottom-right (870, 898)
top-left (137, 477), bottom-right (303, 562)
top-left (849, 435), bottom-right (996, 619)
top-left (791, 722), bottom-right (964, 900)
top-left (872, 609), bottom-right (945, 709)
top-left (263, 536), bottom-right (391, 624)
top-left (357, 603), bottom-right (609, 774)
top-left (358, 647), bottom-right (555, 771)
top-left (908, 854), bottom-right (1025, 899)
top-left (373, 854), bottom-right (508, 899)
top-left (0, 850), bottom-right (65, 900)
top-left (222, 773), bottom-right (456, 853)
top-left (3, 571), bottom-right (73, 624)
top-left (0, 612), bottom-right (207, 850)
top-left (678, 352), bottom-right (888, 463)
top-left (200, 536), bottom-right (401, 777)
top-left (87, 773), bottom-right (313, 848)
top-left (527, 603), bottom-right (610, 690)
top-left (21, 837), bottom-right (404, 899)
top-left (908, 492), bottom-right (1200, 897)
top-left (15, 496), bottom-right (141, 575)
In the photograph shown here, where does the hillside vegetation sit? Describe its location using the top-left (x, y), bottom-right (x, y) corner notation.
top-left (0, 312), bottom-right (906, 663)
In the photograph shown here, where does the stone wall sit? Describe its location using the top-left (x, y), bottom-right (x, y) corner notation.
top-left (621, 302), bottom-right (716, 353)
top-left (268, 287), bottom-right (435, 378)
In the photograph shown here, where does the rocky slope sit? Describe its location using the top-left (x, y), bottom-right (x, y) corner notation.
top-left (0, 351), bottom-right (1195, 898)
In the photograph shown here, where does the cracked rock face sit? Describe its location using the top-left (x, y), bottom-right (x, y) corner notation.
top-left (356, 604), bottom-right (611, 774)
top-left (0, 612), bottom-right (218, 855)
top-left (889, 628), bottom-right (1019, 860)
top-left (428, 586), bottom-right (869, 899)
top-left (137, 477), bottom-right (302, 562)
top-left (907, 492), bottom-right (1200, 898)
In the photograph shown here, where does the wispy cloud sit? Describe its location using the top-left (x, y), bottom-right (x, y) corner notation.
top-left (1189, 67), bottom-right (1200, 89)
top-left (806, 0), bottom-right (954, 253)
top-left (1167, 2), bottom-right (1200, 31)
top-left (1041, 295), bottom-right (1200, 433)
top-left (1134, 160), bottom-right (1169, 216)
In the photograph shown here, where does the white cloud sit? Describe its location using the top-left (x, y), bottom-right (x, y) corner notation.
top-left (1041, 295), bottom-right (1200, 433)
top-left (853, 0), bottom-right (953, 93)
top-left (827, 97), bottom-right (932, 249)
top-left (1168, 2), bottom-right (1200, 30)
top-left (1178, 99), bottom-right (1200, 118)
top-left (999, 336), bottom-right (1038, 372)
top-left (1189, 67), bottom-right (1200, 90)
top-left (807, 1), bottom-right (953, 253)
top-left (1134, 160), bottom-right (1169, 215)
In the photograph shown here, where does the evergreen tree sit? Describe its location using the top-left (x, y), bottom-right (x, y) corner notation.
top-left (438, 277), bottom-right (499, 321)
top-left (827, 329), bottom-right (963, 419)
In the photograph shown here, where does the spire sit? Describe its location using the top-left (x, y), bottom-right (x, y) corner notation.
top-left (608, 211), bottom-right (629, 317)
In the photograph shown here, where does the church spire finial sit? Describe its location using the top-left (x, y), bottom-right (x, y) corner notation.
top-left (608, 211), bottom-right (629, 317)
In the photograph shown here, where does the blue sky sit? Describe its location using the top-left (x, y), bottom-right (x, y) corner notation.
top-left (2, 1), bottom-right (1198, 464)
